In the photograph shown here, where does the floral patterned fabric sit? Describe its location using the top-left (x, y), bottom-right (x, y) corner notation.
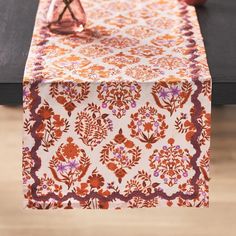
top-left (23, 0), bottom-right (211, 209)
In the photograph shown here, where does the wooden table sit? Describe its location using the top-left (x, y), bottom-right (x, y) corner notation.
top-left (0, 0), bottom-right (235, 105)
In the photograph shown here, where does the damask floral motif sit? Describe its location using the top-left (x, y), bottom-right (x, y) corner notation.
top-left (24, 101), bottom-right (69, 152)
top-left (129, 45), bottom-right (164, 58)
top-left (150, 55), bottom-right (187, 71)
top-left (151, 34), bottom-right (184, 48)
top-left (105, 15), bottom-right (137, 28)
top-left (22, 147), bottom-right (34, 184)
top-left (36, 174), bottom-right (63, 197)
top-left (49, 137), bottom-right (90, 189)
top-left (128, 102), bottom-right (168, 149)
top-left (100, 129), bottom-right (141, 183)
top-left (75, 103), bottom-right (113, 150)
top-left (152, 80), bottom-right (192, 115)
top-left (24, 185), bottom-right (64, 209)
top-left (90, 26), bottom-right (119, 38)
top-left (149, 138), bottom-right (192, 187)
top-left (128, 9), bottom-right (159, 19)
top-left (79, 44), bottom-right (113, 58)
top-left (76, 65), bottom-right (119, 80)
top-left (43, 44), bottom-right (69, 59)
top-left (124, 170), bottom-right (160, 208)
top-left (126, 65), bottom-right (161, 82)
top-left (103, 52), bottom-right (140, 69)
top-left (126, 26), bottom-right (156, 39)
top-left (147, 17), bottom-right (175, 29)
top-left (58, 30), bottom-right (95, 47)
top-left (97, 81), bottom-right (141, 119)
top-left (52, 55), bottom-right (91, 73)
top-left (175, 107), bottom-right (211, 145)
top-left (101, 35), bottom-right (139, 49)
top-left (50, 82), bottom-right (90, 116)
top-left (73, 169), bottom-right (111, 209)
top-left (58, 27), bottom-right (118, 47)
top-left (177, 151), bottom-right (210, 207)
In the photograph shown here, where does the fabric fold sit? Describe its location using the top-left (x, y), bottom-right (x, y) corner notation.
top-left (23, 0), bottom-right (211, 209)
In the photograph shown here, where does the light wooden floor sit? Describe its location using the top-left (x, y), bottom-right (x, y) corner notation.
top-left (0, 105), bottom-right (236, 236)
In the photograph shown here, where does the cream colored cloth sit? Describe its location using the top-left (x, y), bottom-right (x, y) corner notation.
top-left (23, 0), bottom-right (211, 209)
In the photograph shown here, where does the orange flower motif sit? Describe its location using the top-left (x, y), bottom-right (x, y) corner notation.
top-left (146, 17), bottom-right (175, 30)
top-left (144, 122), bottom-right (153, 132)
top-left (103, 52), bottom-right (140, 69)
top-left (56, 96), bottom-right (67, 105)
top-left (126, 26), bottom-right (156, 39)
top-left (38, 105), bottom-right (54, 119)
top-left (97, 189), bottom-right (110, 209)
top-left (49, 138), bottom-right (90, 189)
top-left (128, 102), bottom-right (168, 149)
top-left (98, 201), bottom-right (109, 209)
top-left (150, 55), bottom-right (186, 71)
top-left (124, 140), bottom-right (134, 148)
top-left (77, 65), bottom-right (115, 80)
top-left (50, 82), bottom-right (90, 116)
top-left (149, 138), bottom-right (192, 187)
top-left (79, 44), bottom-right (112, 58)
top-left (88, 173), bottom-right (104, 189)
top-left (151, 34), bottom-right (184, 48)
top-left (129, 45), bottom-right (163, 58)
top-left (114, 129), bottom-right (126, 144)
top-left (53, 115), bottom-right (65, 127)
top-left (126, 65), bottom-right (160, 82)
top-left (64, 102), bottom-right (76, 116)
top-left (54, 129), bottom-right (62, 138)
top-left (101, 129), bottom-right (141, 183)
top-left (115, 168), bottom-right (127, 182)
top-left (36, 123), bottom-right (46, 138)
top-left (107, 162), bottom-right (117, 171)
top-left (105, 15), bottom-right (137, 28)
top-left (75, 183), bottom-right (89, 196)
top-left (101, 35), bottom-right (139, 49)
top-left (62, 137), bottom-right (79, 159)
top-left (97, 81), bottom-right (141, 118)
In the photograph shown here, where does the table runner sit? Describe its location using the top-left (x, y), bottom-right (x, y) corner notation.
top-left (23, 0), bottom-right (211, 209)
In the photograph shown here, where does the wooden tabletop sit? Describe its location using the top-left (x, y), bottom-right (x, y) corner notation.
top-left (0, 0), bottom-right (236, 105)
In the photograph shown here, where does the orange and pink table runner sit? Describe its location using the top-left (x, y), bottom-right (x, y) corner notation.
top-left (23, 0), bottom-right (211, 209)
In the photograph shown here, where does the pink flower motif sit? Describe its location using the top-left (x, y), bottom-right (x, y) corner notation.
top-left (100, 129), bottom-right (141, 183)
top-left (97, 81), bottom-right (142, 119)
top-left (128, 102), bottom-right (168, 149)
top-left (149, 139), bottom-right (193, 187)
